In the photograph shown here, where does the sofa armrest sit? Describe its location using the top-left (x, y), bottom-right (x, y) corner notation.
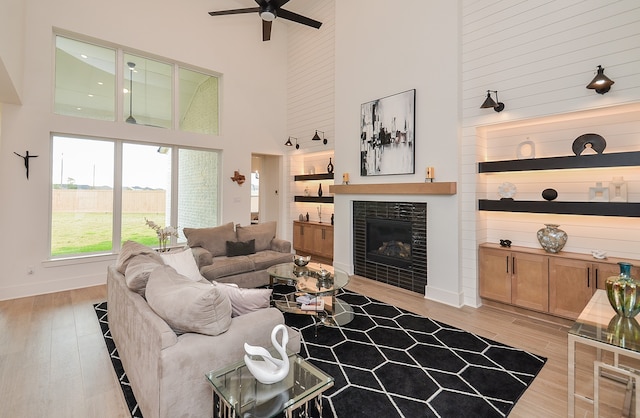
top-left (270, 238), bottom-right (291, 254)
top-left (190, 246), bottom-right (213, 268)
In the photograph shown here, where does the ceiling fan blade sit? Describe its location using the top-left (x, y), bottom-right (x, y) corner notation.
top-left (269, 0), bottom-right (291, 8)
top-left (208, 7), bottom-right (260, 16)
top-left (277, 9), bottom-right (322, 29)
top-left (262, 20), bottom-right (272, 41)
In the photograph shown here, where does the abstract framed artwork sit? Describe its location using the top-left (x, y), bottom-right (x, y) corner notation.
top-left (360, 89), bottom-right (415, 176)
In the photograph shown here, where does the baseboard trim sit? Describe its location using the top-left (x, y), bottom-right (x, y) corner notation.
top-left (425, 285), bottom-right (464, 308)
top-left (0, 273), bottom-right (106, 301)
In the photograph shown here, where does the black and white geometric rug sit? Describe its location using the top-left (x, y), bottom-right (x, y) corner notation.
top-left (95, 290), bottom-right (546, 418)
top-left (94, 303), bottom-right (143, 418)
top-left (283, 289), bottom-right (547, 418)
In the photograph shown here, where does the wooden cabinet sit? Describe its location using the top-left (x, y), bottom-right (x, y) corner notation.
top-left (479, 246), bottom-right (548, 311)
top-left (548, 257), bottom-right (595, 319)
top-left (479, 243), bottom-right (640, 320)
top-left (293, 221), bottom-right (333, 262)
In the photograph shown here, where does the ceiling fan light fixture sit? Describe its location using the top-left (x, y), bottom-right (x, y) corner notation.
top-left (260, 5), bottom-right (277, 21)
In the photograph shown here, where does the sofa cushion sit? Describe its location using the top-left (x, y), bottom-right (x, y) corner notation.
top-left (214, 283), bottom-right (272, 317)
top-left (159, 249), bottom-right (203, 282)
top-left (248, 250), bottom-right (295, 271)
top-left (124, 254), bottom-right (164, 296)
top-left (226, 239), bottom-right (255, 257)
top-left (116, 240), bottom-right (163, 274)
top-left (184, 222), bottom-right (236, 257)
top-left (146, 265), bottom-right (232, 336)
top-left (199, 256), bottom-right (255, 280)
top-left (236, 221), bottom-right (277, 252)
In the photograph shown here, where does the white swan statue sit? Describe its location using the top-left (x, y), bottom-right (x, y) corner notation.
top-left (244, 324), bottom-right (290, 384)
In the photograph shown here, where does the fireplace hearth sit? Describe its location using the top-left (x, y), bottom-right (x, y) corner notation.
top-left (353, 201), bottom-right (427, 293)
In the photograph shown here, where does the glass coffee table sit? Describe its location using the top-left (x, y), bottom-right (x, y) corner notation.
top-left (206, 353), bottom-right (333, 418)
top-left (267, 262), bottom-right (354, 327)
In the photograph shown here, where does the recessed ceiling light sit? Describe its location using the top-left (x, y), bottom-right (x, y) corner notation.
top-left (76, 107), bottom-right (82, 110)
top-left (88, 94), bottom-right (94, 97)
top-left (97, 81), bottom-right (103, 85)
top-left (80, 54), bottom-right (88, 59)
top-left (123, 88), bottom-right (129, 94)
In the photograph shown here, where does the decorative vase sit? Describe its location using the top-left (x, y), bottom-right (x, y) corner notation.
top-left (327, 158), bottom-right (334, 173)
top-left (318, 184), bottom-right (323, 197)
top-left (303, 186), bottom-right (310, 197)
top-left (607, 315), bottom-right (640, 348)
top-left (605, 262), bottom-right (640, 318)
top-left (305, 212), bottom-right (309, 222)
top-left (331, 213), bottom-right (334, 225)
top-left (541, 188), bottom-right (558, 201)
top-left (536, 224), bottom-right (567, 253)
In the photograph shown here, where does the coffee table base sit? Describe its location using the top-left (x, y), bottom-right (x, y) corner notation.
top-left (213, 390), bottom-right (324, 418)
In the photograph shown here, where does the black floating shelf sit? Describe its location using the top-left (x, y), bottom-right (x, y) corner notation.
top-left (478, 199), bottom-right (640, 217)
top-left (294, 196), bottom-right (334, 203)
top-left (294, 173), bottom-right (334, 181)
top-left (478, 151), bottom-right (640, 173)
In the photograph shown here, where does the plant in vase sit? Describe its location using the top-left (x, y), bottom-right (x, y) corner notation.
top-left (145, 218), bottom-right (178, 252)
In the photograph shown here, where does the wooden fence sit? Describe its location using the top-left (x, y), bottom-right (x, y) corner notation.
top-left (52, 189), bottom-right (166, 213)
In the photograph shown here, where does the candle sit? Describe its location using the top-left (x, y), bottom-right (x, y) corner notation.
top-left (342, 172), bottom-right (350, 184)
top-left (426, 167), bottom-right (435, 179)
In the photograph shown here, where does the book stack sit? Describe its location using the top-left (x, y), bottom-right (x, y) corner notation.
top-left (296, 294), bottom-right (324, 311)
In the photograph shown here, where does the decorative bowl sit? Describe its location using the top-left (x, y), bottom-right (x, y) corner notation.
top-left (293, 255), bottom-right (311, 267)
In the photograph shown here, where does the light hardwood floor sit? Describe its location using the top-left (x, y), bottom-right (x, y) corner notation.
top-left (0, 276), bottom-right (630, 417)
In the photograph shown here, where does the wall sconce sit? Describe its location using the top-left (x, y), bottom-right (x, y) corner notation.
top-left (284, 136), bottom-right (294, 146)
top-left (480, 90), bottom-right (505, 112)
top-left (312, 130), bottom-right (328, 144)
top-left (586, 65), bottom-right (615, 94)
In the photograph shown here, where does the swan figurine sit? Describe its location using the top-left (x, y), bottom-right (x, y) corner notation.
top-left (244, 324), bottom-right (290, 384)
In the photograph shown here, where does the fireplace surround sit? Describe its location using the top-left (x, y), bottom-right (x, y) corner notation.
top-left (353, 201), bottom-right (427, 293)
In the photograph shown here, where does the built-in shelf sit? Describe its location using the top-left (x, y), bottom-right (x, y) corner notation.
top-left (293, 173), bottom-right (334, 181)
top-left (330, 182), bottom-right (457, 195)
top-left (478, 151), bottom-right (640, 173)
top-left (478, 199), bottom-right (640, 217)
top-left (294, 196), bottom-right (334, 203)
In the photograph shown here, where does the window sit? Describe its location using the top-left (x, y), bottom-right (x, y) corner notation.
top-left (50, 135), bottom-right (220, 257)
top-left (54, 35), bottom-right (219, 134)
top-left (54, 36), bottom-right (116, 121)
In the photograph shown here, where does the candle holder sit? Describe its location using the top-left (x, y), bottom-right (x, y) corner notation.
top-left (425, 167), bottom-right (435, 183)
top-left (342, 172), bottom-right (350, 185)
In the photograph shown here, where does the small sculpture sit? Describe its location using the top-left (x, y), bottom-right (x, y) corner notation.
top-left (572, 133), bottom-right (606, 156)
top-left (244, 324), bottom-right (290, 384)
top-left (14, 151), bottom-right (38, 179)
top-left (499, 239), bottom-right (512, 248)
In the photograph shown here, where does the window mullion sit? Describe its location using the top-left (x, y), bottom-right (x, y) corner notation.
top-left (170, 147), bottom-right (180, 246)
top-left (113, 140), bottom-right (123, 252)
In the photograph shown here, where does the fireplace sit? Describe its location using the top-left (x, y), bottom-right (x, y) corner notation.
top-left (353, 201), bottom-right (427, 293)
top-left (366, 218), bottom-right (412, 268)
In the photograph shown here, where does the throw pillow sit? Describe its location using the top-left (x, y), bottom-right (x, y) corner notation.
top-left (146, 265), bottom-right (232, 336)
top-left (214, 282), bottom-right (273, 317)
top-left (116, 240), bottom-right (163, 274)
top-left (236, 221), bottom-right (277, 252)
top-left (226, 239), bottom-right (256, 257)
top-left (159, 249), bottom-right (203, 282)
top-left (183, 222), bottom-right (237, 257)
top-left (124, 254), bottom-right (164, 296)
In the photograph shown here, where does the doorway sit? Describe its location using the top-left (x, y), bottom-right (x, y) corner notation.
top-left (251, 154), bottom-right (281, 224)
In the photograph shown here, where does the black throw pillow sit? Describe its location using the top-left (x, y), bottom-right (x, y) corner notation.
top-left (226, 239), bottom-right (256, 257)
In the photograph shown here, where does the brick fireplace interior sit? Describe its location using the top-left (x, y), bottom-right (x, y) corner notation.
top-left (353, 201), bottom-right (427, 293)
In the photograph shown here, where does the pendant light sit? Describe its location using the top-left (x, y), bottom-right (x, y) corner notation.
top-left (126, 62), bottom-right (137, 124)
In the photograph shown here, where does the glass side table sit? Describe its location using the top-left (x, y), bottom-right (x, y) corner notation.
top-left (568, 289), bottom-right (640, 417)
top-left (206, 353), bottom-right (333, 418)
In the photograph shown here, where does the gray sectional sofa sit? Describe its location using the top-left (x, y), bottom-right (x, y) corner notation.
top-left (107, 237), bottom-right (301, 418)
top-left (184, 221), bottom-right (293, 288)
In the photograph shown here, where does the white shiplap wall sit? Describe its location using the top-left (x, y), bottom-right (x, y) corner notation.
top-left (461, 0), bottom-right (640, 307)
top-left (285, 0), bottom-right (336, 240)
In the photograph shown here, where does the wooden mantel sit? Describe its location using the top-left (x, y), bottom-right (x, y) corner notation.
top-left (329, 182), bottom-right (457, 195)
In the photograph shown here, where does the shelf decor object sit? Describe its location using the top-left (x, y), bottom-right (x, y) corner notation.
top-left (360, 89), bottom-right (415, 176)
top-left (327, 158), bottom-right (334, 173)
top-left (516, 140), bottom-right (535, 159)
top-left (572, 133), bottom-right (606, 156)
top-left (605, 262), bottom-right (640, 318)
top-left (536, 224), bottom-right (567, 253)
top-left (610, 176), bottom-right (628, 202)
top-left (542, 188), bottom-right (558, 201)
top-left (498, 182), bottom-right (517, 200)
top-left (588, 182), bottom-right (609, 202)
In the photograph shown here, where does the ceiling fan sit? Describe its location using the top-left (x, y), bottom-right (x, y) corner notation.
top-left (208, 0), bottom-right (322, 41)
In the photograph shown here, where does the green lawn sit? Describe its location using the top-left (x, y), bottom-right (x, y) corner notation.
top-left (51, 212), bottom-right (166, 256)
